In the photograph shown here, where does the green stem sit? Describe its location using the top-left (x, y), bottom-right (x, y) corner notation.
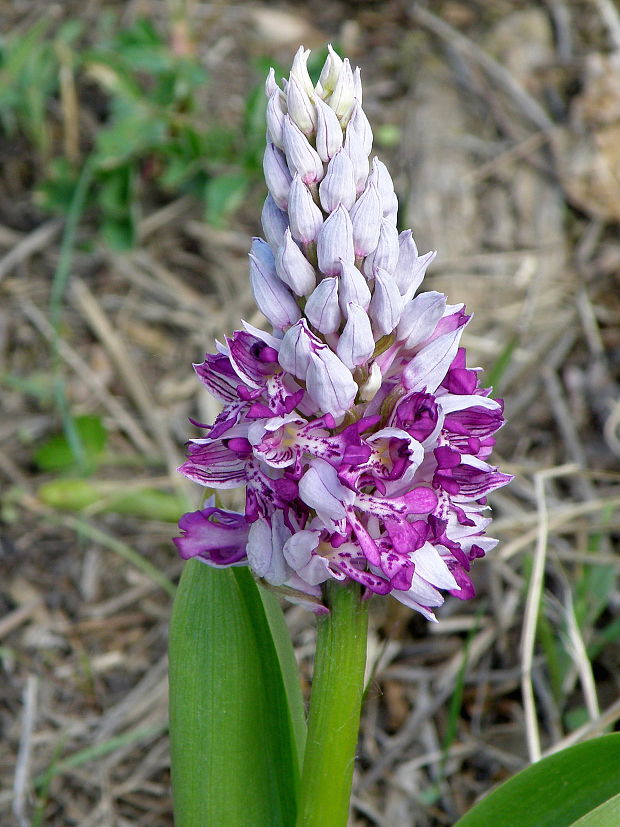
top-left (296, 581), bottom-right (369, 827)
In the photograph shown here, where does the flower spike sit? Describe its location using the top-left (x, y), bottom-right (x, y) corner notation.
top-left (175, 46), bottom-right (511, 619)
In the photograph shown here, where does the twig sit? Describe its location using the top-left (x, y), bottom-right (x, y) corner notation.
top-left (409, 5), bottom-right (556, 133)
top-left (520, 464), bottom-right (578, 762)
top-left (13, 676), bottom-right (38, 827)
top-left (594, 0), bottom-right (620, 51)
top-left (18, 295), bottom-right (158, 456)
top-left (0, 219), bottom-right (63, 282)
top-left (70, 278), bottom-right (186, 488)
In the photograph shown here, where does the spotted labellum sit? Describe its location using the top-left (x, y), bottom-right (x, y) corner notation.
top-left (174, 46), bottom-right (512, 618)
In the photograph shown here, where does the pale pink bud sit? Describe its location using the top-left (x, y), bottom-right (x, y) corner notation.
top-left (290, 46), bottom-right (315, 97)
top-left (283, 116), bottom-right (323, 184)
top-left (369, 268), bottom-right (403, 336)
top-left (328, 58), bottom-right (355, 123)
top-left (401, 250), bottom-right (437, 304)
top-left (315, 95), bottom-right (344, 162)
top-left (247, 513), bottom-right (291, 585)
top-left (266, 90), bottom-right (286, 149)
top-left (353, 67), bottom-right (362, 103)
top-left (249, 238), bottom-right (301, 330)
top-left (394, 230), bottom-right (436, 300)
top-left (349, 102), bottom-right (373, 156)
top-left (317, 45), bottom-right (343, 97)
top-left (276, 229), bottom-right (316, 296)
top-left (278, 318), bottom-right (315, 379)
top-left (317, 204), bottom-right (354, 275)
top-left (397, 291), bottom-right (447, 348)
top-left (288, 174), bottom-right (324, 244)
top-left (263, 142), bottom-right (292, 210)
top-left (344, 119), bottom-right (370, 192)
top-left (318, 149), bottom-right (356, 212)
top-left (338, 260), bottom-right (371, 314)
top-left (287, 74), bottom-right (317, 137)
top-left (368, 158), bottom-right (398, 224)
top-left (363, 217), bottom-right (399, 277)
top-left (305, 277), bottom-right (340, 334)
top-left (265, 67), bottom-right (279, 98)
top-left (306, 349), bottom-right (357, 417)
top-left (336, 302), bottom-right (375, 368)
top-left (349, 181), bottom-right (382, 257)
top-left (261, 194), bottom-right (289, 250)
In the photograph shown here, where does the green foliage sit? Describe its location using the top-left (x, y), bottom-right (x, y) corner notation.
top-left (169, 562), bottom-right (304, 826)
top-left (34, 414), bottom-right (107, 474)
top-left (37, 479), bottom-right (188, 522)
top-left (3, 16), bottom-right (268, 247)
top-left (454, 734), bottom-right (620, 826)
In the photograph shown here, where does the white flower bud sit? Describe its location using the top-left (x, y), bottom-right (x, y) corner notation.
top-left (305, 277), bottom-right (341, 334)
top-left (283, 115), bottom-right (323, 184)
top-left (336, 302), bottom-right (375, 368)
top-left (263, 142), bottom-right (292, 210)
top-left (276, 229), bottom-right (317, 296)
top-left (369, 268), bottom-right (403, 337)
top-left (287, 73), bottom-right (317, 137)
top-left (317, 204), bottom-right (354, 275)
top-left (349, 181), bottom-right (382, 257)
top-left (317, 44), bottom-right (344, 97)
top-left (319, 149), bottom-right (356, 213)
top-left (261, 194), bottom-right (289, 250)
top-left (288, 174), bottom-right (324, 244)
top-left (315, 95), bottom-right (344, 162)
top-left (338, 260), bottom-right (371, 314)
top-left (328, 58), bottom-right (355, 123)
top-left (363, 217), bottom-right (399, 277)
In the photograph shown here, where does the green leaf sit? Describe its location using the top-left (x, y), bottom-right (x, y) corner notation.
top-left (485, 334), bottom-right (518, 392)
top-left (204, 172), bottom-right (248, 227)
top-left (249, 580), bottom-right (306, 772)
top-left (455, 734), bottom-right (620, 827)
top-left (169, 562), bottom-right (301, 826)
top-left (34, 415), bottom-right (107, 474)
top-left (37, 479), bottom-right (188, 522)
top-left (101, 215), bottom-right (136, 249)
top-left (570, 792), bottom-right (620, 825)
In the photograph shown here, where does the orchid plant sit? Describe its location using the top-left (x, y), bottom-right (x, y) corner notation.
top-left (167, 46), bottom-right (619, 827)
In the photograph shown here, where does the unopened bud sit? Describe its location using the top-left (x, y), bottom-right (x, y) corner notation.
top-left (315, 95), bottom-right (344, 162)
top-left (261, 194), bottom-right (289, 250)
top-left (338, 260), bottom-right (371, 314)
top-left (363, 217), bottom-right (399, 277)
top-left (369, 268), bottom-right (403, 337)
top-left (317, 204), bottom-right (354, 275)
top-left (336, 302), bottom-right (375, 368)
top-left (305, 277), bottom-right (341, 334)
top-left (368, 158), bottom-right (398, 224)
top-left (276, 229), bottom-right (317, 296)
top-left (317, 44), bottom-right (343, 97)
top-left (266, 90), bottom-right (286, 149)
top-left (288, 174), bottom-right (324, 244)
top-left (287, 74), bottom-right (317, 137)
top-left (319, 149), bottom-right (356, 212)
top-left (290, 46), bottom-right (315, 97)
top-left (328, 58), bottom-right (355, 123)
top-left (349, 181), bottom-right (382, 257)
top-left (263, 142), bottom-right (292, 210)
top-left (283, 115), bottom-right (323, 184)
top-left (344, 119), bottom-right (370, 192)
top-left (249, 238), bottom-right (301, 330)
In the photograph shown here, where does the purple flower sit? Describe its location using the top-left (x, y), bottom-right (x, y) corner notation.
top-left (174, 46), bottom-right (512, 619)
